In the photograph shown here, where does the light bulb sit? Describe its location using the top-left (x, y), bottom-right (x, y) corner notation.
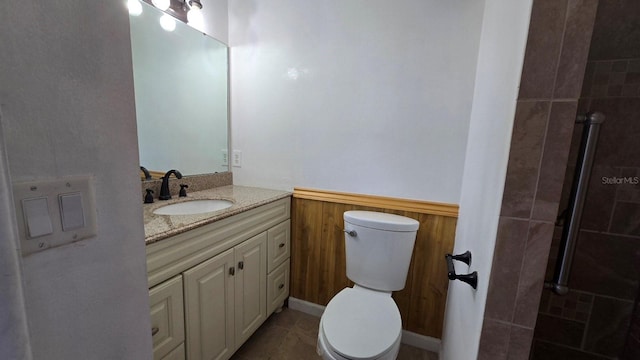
top-left (127, 0), bottom-right (143, 16)
top-left (152, 0), bottom-right (170, 11)
top-left (187, 6), bottom-right (204, 30)
top-left (159, 14), bottom-right (176, 32)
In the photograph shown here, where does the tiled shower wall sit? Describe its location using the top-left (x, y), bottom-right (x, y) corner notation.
top-left (531, 1), bottom-right (640, 359)
top-left (476, 1), bottom-right (599, 359)
top-left (532, 60), bottom-right (640, 360)
top-left (623, 288), bottom-right (640, 359)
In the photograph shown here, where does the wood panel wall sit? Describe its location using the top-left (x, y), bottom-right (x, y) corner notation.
top-left (290, 188), bottom-right (458, 338)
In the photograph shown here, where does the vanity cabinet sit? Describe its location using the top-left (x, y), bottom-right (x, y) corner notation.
top-left (146, 197), bottom-right (290, 360)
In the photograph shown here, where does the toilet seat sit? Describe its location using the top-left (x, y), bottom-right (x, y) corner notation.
top-left (321, 287), bottom-right (401, 359)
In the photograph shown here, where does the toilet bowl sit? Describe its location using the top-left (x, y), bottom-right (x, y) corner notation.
top-left (317, 286), bottom-right (402, 360)
top-left (317, 211), bottom-right (419, 360)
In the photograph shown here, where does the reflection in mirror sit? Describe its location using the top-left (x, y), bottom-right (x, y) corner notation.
top-left (129, 0), bottom-right (229, 177)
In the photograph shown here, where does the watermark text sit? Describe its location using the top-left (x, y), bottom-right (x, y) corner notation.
top-left (601, 176), bottom-right (639, 185)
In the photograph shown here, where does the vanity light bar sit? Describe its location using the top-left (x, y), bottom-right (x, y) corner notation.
top-left (141, 0), bottom-right (203, 24)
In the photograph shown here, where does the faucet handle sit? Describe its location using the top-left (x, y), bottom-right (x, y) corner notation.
top-left (144, 189), bottom-right (154, 204)
top-left (179, 184), bottom-right (189, 197)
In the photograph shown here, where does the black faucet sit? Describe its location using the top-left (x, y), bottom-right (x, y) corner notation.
top-left (159, 169), bottom-right (183, 200)
top-left (140, 166), bottom-right (152, 180)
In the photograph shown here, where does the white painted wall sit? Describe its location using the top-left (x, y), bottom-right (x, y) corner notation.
top-left (440, 1), bottom-right (532, 359)
top-left (229, 0), bottom-right (485, 204)
top-left (0, 1), bottom-right (152, 359)
top-left (201, 0), bottom-right (229, 44)
top-left (0, 112), bottom-right (32, 359)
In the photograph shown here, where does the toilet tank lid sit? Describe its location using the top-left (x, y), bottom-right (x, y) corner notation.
top-left (344, 211), bottom-right (419, 232)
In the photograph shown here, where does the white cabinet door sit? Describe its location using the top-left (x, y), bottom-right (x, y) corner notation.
top-left (234, 232), bottom-right (267, 348)
top-left (160, 343), bottom-right (185, 360)
top-left (184, 248), bottom-right (235, 360)
top-left (149, 275), bottom-right (185, 360)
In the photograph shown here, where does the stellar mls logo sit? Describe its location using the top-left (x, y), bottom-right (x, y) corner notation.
top-left (601, 176), bottom-right (640, 185)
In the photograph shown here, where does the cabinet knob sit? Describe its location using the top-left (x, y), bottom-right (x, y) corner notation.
top-left (151, 327), bottom-right (159, 336)
top-left (238, 261), bottom-right (244, 270)
top-left (229, 267), bottom-right (235, 276)
top-left (278, 283), bottom-right (284, 290)
top-left (278, 243), bottom-right (285, 248)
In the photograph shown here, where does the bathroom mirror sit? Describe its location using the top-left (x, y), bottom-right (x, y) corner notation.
top-left (129, 1), bottom-right (229, 177)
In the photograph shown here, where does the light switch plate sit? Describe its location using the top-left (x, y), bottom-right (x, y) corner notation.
top-left (13, 176), bottom-right (97, 256)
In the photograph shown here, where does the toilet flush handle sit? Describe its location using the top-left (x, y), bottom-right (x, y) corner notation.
top-left (344, 229), bottom-right (357, 237)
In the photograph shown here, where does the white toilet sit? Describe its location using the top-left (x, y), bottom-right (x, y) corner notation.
top-left (317, 211), bottom-right (419, 360)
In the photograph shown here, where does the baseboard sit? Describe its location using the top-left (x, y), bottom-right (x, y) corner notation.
top-left (288, 296), bottom-right (326, 317)
top-left (400, 329), bottom-right (441, 353)
top-left (287, 297), bottom-right (441, 353)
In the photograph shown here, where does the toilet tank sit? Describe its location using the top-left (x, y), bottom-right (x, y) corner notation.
top-left (344, 211), bottom-right (419, 292)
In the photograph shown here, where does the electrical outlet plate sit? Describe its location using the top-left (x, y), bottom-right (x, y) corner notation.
top-left (221, 149), bottom-right (228, 166)
top-left (13, 176), bottom-right (97, 256)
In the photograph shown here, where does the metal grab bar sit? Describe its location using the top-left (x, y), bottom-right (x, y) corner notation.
top-left (546, 112), bottom-right (605, 295)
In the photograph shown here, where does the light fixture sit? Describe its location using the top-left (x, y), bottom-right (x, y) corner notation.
top-left (188, 0), bottom-right (202, 10)
top-left (127, 0), bottom-right (143, 16)
top-left (152, 0), bottom-right (170, 11)
top-left (159, 13), bottom-right (176, 31)
top-left (186, 0), bottom-right (204, 29)
top-left (149, 0), bottom-right (205, 30)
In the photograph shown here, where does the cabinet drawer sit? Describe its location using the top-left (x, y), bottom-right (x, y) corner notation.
top-left (267, 220), bottom-right (290, 273)
top-left (161, 343), bottom-right (185, 360)
top-left (267, 259), bottom-right (290, 315)
top-left (149, 275), bottom-right (185, 360)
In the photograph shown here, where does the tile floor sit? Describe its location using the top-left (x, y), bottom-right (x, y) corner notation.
top-left (231, 307), bottom-right (439, 360)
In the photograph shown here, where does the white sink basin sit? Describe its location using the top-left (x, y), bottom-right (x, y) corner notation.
top-left (153, 199), bottom-right (233, 215)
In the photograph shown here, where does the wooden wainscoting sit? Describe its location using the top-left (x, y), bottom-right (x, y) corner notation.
top-left (290, 188), bottom-right (458, 338)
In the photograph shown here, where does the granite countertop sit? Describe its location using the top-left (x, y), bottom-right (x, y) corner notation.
top-left (143, 185), bottom-right (291, 245)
